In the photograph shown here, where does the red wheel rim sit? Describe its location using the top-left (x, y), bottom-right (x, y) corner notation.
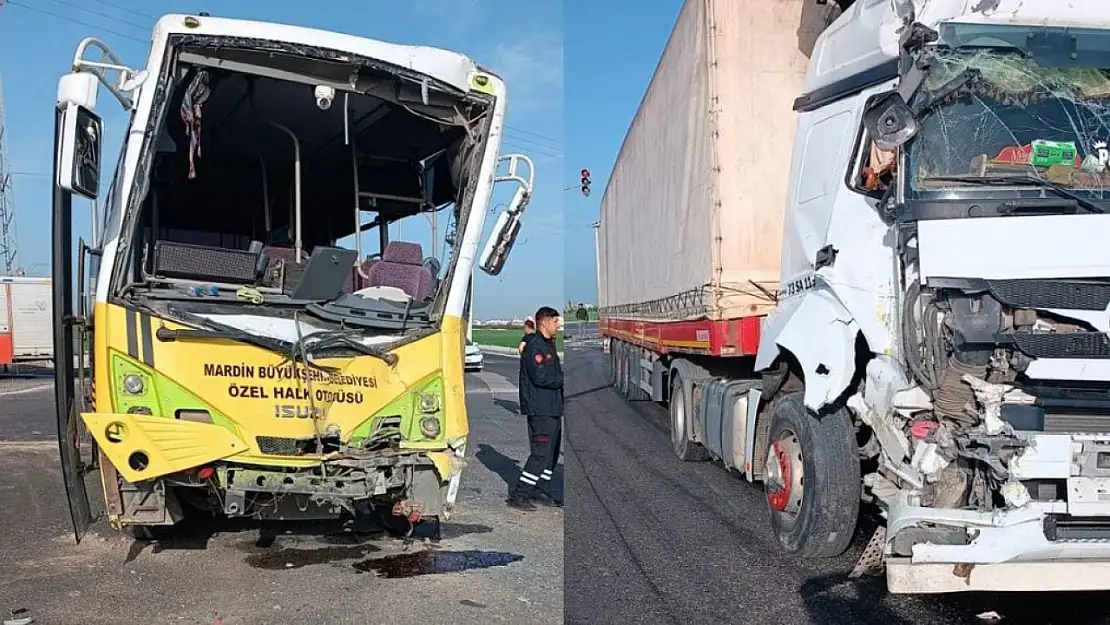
top-left (766, 440), bottom-right (792, 512)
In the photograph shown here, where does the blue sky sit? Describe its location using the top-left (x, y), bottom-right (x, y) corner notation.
top-left (0, 0), bottom-right (562, 319)
top-left (563, 0), bottom-right (683, 305)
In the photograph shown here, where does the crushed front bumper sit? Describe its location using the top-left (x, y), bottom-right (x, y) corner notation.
top-left (884, 432), bottom-right (1110, 593)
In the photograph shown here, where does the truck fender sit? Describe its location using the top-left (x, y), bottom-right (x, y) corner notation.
top-left (755, 289), bottom-right (860, 412)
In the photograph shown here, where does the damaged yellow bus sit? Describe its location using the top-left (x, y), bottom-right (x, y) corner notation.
top-left (51, 14), bottom-right (534, 541)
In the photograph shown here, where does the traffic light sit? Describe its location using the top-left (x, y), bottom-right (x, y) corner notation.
top-left (580, 168), bottom-right (591, 197)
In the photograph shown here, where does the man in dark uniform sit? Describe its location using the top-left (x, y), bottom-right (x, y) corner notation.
top-left (508, 306), bottom-right (564, 510)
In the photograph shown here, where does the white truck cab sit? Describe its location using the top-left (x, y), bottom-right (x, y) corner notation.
top-left (762, 0), bottom-right (1110, 593)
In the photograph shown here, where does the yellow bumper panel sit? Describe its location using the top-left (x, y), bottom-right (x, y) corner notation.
top-left (426, 450), bottom-right (456, 483)
top-left (82, 412), bottom-right (247, 483)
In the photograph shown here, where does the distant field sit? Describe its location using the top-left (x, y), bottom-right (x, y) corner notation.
top-left (472, 329), bottom-right (564, 351)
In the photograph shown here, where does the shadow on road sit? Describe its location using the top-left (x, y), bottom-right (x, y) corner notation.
top-left (124, 510), bottom-right (493, 563)
top-left (493, 398), bottom-right (520, 414)
top-left (475, 442), bottom-right (564, 499)
top-left (0, 361), bottom-right (55, 379)
top-left (564, 385), bottom-right (611, 402)
top-left (800, 572), bottom-right (916, 625)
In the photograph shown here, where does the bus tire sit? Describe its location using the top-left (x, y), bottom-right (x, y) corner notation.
top-left (669, 369), bottom-right (709, 461)
top-left (763, 391), bottom-right (859, 558)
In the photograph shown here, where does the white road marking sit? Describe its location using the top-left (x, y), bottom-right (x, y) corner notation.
top-left (0, 440), bottom-right (57, 451)
top-left (0, 383), bottom-right (53, 396)
top-left (466, 386), bottom-right (519, 395)
top-left (466, 370), bottom-right (517, 396)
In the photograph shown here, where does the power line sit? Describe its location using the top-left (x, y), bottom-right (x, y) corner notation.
top-left (89, 0), bottom-right (158, 21)
top-left (45, 0), bottom-right (153, 33)
top-left (503, 130), bottom-right (563, 153)
top-left (506, 125), bottom-right (560, 147)
top-left (5, 0), bottom-right (147, 43)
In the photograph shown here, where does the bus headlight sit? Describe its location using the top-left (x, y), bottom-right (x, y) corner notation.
top-left (419, 416), bottom-right (441, 438)
top-left (122, 373), bottom-right (145, 395)
top-left (418, 393), bottom-right (439, 413)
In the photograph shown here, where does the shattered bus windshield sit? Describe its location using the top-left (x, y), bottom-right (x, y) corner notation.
top-left (908, 47), bottom-right (1110, 200)
top-left (117, 39), bottom-right (489, 338)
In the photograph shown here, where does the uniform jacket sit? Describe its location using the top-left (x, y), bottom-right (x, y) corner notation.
top-left (519, 333), bottom-right (564, 417)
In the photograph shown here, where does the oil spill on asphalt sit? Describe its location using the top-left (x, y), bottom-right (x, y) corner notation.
top-left (245, 543), bottom-right (382, 570)
top-left (352, 550), bottom-right (523, 578)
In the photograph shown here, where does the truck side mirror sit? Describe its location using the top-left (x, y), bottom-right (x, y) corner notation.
top-left (57, 102), bottom-right (103, 200)
top-left (863, 92), bottom-right (918, 150)
top-left (478, 210), bottom-right (522, 276)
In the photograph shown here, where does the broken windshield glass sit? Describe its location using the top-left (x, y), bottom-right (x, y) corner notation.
top-left (907, 48), bottom-right (1110, 200)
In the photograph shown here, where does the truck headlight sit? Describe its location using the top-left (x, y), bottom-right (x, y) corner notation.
top-left (122, 373), bottom-right (145, 395)
top-left (419, 416), bottom-right (441, 438)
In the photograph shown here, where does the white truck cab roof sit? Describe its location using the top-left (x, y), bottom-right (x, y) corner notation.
top-left (801, 0), bottom-right (1110, 109)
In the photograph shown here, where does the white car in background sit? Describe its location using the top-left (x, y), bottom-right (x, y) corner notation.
top-left (464, 340), bottom-right (484, 371)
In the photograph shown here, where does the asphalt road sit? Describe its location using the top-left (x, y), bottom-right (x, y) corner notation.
top-left (562, 341), bottom-right (1110, 625)
top-left (0, 355), bottom-right (562, 625)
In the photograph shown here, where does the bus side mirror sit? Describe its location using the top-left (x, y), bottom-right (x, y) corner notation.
top-left (478, 185), bottom-right (529, 276)
top-left (478, 210), bottom-right (522, 276)
top-left (57, 102), bottom-right (104, 200)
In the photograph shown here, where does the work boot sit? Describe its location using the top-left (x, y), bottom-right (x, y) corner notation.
top-left (530, 490), bottom-right (563, 508)
top-left (506, 494), bottom-right (536, 511)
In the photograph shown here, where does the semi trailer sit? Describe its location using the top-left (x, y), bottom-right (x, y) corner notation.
top-left (598, 0), bottom-right (1110, 593)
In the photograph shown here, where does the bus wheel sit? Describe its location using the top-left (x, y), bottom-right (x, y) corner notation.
top-left (669, 370), bottom-right (708, 461)
top-left (764, 391), bottom-right (859, 558)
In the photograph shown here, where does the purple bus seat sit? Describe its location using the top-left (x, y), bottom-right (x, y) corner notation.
top-left (366, 241), bottom-right (433, 300)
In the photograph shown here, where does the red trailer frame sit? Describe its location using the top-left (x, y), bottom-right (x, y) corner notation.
top-left (600, 315), bottom-right (762, 358)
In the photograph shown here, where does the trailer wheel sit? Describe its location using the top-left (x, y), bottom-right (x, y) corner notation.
top-left (625, 346), bottom-right (650, 401)
top-left (612, 341), bottom-right (621, 386)
top-left (615, 342), bottom-right (630, 397)
top-left (763, 392), bottom-right (859, 558)
top-left (669, 370), bottom-right (709, 461)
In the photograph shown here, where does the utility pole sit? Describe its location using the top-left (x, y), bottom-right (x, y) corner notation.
top-left (0, 75), bottom-right (18, 275)
top-left (0, 0), bottom-right (20, 275)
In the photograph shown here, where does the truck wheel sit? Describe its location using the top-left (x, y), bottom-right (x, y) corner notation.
top-left (616, 343), bottom-right (630, 397)
top-left (669, 370), bottom-right (709, 461)
top-left (625, 346), bottom-right (650, 401)
top-left (763, 392), bottom-right (859, 558)
top-left (609, 342), bottom-right (621, 389)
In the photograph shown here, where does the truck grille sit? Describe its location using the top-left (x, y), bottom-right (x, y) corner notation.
top-left (1011, 332), bottom-right (1110, 359)
top-left (989, 279), bottom-right (1110, 311)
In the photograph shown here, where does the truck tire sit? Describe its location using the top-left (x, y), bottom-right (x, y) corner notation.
top-left (669, 369), bottom-right (709, 461)
top-left (612, 341), bottom-right (621, 386)
top-left (625, 346), bottom-right (650, 402)
top-left (615, 342), bottom-right (630, 397)
top-left (763, 392), bottom-right (859, 558)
